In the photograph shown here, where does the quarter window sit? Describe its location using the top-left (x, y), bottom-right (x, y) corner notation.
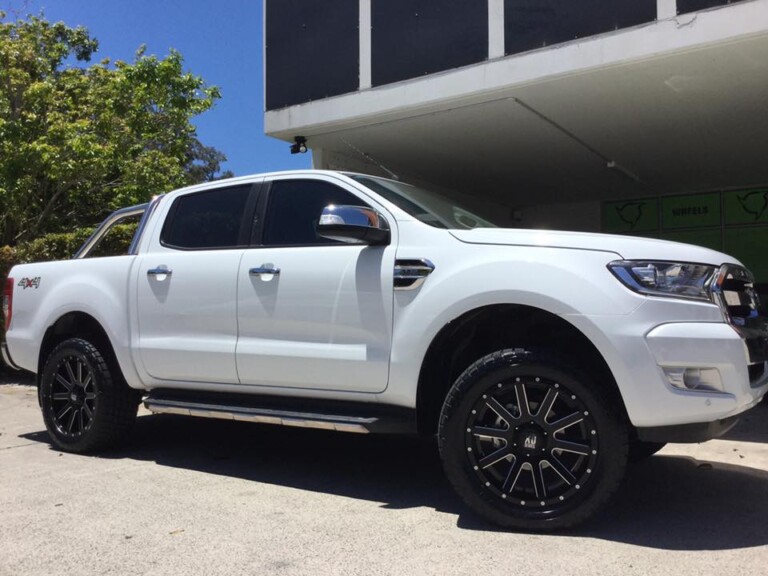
top-left (263, 179), bottom-right (370, 246)
top-left (162, 185), bottom-right (252, 249)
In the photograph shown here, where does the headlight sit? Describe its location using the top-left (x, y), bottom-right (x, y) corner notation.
top-left (608, 260), bottom-right (718, 301)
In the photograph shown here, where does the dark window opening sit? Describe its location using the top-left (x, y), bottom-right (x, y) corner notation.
top-left (372, 0), bottom-right (488, 87)
top-left (263, 180), bottom-right (370, 246)
top-left (677, 0), bottom-right (746, 16)
top-left (504, 0), bottom-right (656, 56)
top-left (266, 0), bottom-right (359, 110)
top-left (162, 185), bottom-right (252, 250)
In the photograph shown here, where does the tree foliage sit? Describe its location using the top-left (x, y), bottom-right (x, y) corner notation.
top-left (0, 12), bottom-right (231, 245)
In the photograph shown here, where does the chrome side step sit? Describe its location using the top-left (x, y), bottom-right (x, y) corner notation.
top-left (144, 396), bottom-right (377, 434)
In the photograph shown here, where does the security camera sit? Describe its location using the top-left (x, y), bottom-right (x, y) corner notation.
top-left (290, 136), bottom-right (308, 154)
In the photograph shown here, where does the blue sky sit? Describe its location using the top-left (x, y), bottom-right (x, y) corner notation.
top-left (2, 0), bottom-right (313, 176)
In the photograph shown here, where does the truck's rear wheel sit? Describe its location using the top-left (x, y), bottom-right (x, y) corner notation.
top-left (40, 338), bottom-right (139, 453)
top-left (439, 348), bottom-right (628, 531)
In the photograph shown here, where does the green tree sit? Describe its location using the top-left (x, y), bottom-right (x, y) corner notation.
top-left (0, 13), bottom-right (231, 245)
top-left (184, 137), bottom-right (235, 183)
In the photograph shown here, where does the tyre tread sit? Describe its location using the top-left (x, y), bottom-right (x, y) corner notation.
top-left (41, 338), bottom-right (139, 453)
top-left (438, 347), bottom-right (628, 531)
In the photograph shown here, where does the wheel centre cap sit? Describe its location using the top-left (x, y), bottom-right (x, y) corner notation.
top-left (516, 428), bottom-right (545, 453)
top-left (70, 389), bottom-right (84, 405)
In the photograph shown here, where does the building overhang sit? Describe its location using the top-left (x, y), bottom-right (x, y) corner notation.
top-left (265, 1), bottom-right (768, 207)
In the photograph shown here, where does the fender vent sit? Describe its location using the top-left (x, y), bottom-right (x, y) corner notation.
top-left (394, 259), bottom-right (435, 290)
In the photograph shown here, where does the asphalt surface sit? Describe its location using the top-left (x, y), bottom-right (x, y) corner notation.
top-left (1, 375), bottom-right (767, 576)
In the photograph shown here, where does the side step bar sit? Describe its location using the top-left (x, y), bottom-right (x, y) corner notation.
top-left (143, 390), bottom-right (416, 435)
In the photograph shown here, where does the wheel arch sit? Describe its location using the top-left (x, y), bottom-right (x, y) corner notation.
top-left (37, 312), bottom-right (125, 404)
top-left (415, 303), bottom-right (629, 435)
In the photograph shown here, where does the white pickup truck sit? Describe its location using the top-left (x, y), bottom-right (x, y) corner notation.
top-left (3, 170), bottom-right (767, 530)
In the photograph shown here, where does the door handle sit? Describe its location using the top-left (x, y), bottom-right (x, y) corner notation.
top-left (249, 267), bottom-right (280, 276)
top-left (147, 267), bottom-right (172, 276)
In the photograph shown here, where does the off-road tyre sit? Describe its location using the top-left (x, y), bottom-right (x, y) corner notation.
top-left (439, 348), bottom-right (628, 531)
top-left (40, 338), bottom-right (139, 453)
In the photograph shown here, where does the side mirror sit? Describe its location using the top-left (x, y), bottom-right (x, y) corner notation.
top-left (317, 205), bottom-right (390, 246)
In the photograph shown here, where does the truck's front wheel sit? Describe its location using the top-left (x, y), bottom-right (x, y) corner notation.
top-left (439, 348), bottom-right (628, 531)
top-left (40, 338), bottom-right (139, 453)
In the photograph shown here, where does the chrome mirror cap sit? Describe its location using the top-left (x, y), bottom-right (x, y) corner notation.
top-left (317, 205), bottom-right (390, 246)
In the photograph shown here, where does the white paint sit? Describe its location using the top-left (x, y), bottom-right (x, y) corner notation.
top-left (235, 173), bottom-right (397, 393)
top-left (235, 241), bottom-right (392, 392)
top-left (359, 0), bottom-right (372, 90)
top-left (488, 0), bottom-right (505, 59)
top-left (136, 250), bottom-right (244, 384)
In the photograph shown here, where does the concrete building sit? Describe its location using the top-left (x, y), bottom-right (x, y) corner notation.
top-left (264, 0), bottom-right (768, 282)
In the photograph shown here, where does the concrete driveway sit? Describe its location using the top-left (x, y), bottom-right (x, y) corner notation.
top-left (1, 377), bottom-right (767, 576)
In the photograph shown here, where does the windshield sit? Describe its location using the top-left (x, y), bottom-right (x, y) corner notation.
top-left (349, 174), bottom-right (498, 229)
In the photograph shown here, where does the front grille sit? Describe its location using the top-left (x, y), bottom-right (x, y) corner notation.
top-left (748, 362), bottom-right (765, 386)
top-left (712, 264), bottom-right (768, 366)
top-left (712, 265), bottom-right (760, 327)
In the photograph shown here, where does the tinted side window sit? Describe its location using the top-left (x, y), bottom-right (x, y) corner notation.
top-left (263, 180), bottom-right (369, 246)
top-left (162, 185), bottom-right (251, 249)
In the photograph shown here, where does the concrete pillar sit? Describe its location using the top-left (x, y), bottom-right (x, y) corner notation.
top-left (489, 0), bottom-right (505, 59)
top-left (658, 0), bottom-right (678, 19)
top-left (359, 0), bottom-right (372, 89)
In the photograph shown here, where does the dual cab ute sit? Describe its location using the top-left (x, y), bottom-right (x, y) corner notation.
top-left (3, 170), bottom-right (767, 530)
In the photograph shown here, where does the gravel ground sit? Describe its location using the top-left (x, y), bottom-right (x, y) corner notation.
top-left (1, 375), bottom-right (767, 576)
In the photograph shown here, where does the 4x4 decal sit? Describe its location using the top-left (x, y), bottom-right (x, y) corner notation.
top-left (18, 277), bottom-right (41, 290)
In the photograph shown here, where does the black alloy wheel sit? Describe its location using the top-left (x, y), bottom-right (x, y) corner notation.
top-left (439, 349), bottom-right (628, 531)
top-left (48, 354), bottom-right (98, 439)
top-left (465, 374), bottom-right (598, 508)
top-left (41, 338), bottom-right (139, 453)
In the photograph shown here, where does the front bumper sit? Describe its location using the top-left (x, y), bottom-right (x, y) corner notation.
top-left (645, 321), bottom-right (768, 394)
top-left (567, 298), bottom-right (768, 433)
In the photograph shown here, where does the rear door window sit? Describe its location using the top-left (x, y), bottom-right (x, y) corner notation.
top-left (161, 185), bottom-right (254, 250)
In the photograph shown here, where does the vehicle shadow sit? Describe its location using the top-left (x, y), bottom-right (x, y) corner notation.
top-left (721, 399), bottom-right (768, 443)
top-left (20, 409), bottom-right (768, 550)
top-left (576, 455), bottom-right (768, 548)
top-left (0, 370), bottom-right (35, 385)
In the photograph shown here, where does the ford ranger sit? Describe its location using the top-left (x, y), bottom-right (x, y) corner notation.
top-left (3, 170), bottom-right (766, 530)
